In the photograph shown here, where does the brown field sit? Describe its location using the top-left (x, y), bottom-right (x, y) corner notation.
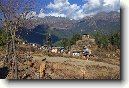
top-left (32, 55), bottom-right (120, 79)
top-left (0, 45), bottom-right (120, 79)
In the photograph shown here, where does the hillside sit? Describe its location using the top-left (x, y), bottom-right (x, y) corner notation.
top-left (16, 25), bottom-right (60, 45)
top-left (17, 11), bottom-right (120, 44)
top-left (51, 11), bottom-right (120, 38)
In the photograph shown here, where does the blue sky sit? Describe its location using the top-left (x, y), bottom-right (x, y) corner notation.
top-left (36, 0), bottom-right (85, 11)
top-left (37, 0), bottom-right (85, 6)
top-left (29, 0), bottom-right (120, 20)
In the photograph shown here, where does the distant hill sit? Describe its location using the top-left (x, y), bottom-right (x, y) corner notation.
top-left (16, 25), bottom-right (60, 45)
top-left (17, 11), bottom-right (120, 44)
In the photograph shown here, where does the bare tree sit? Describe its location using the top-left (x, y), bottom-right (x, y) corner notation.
top-left (0, 0), bottom-right (36, 79)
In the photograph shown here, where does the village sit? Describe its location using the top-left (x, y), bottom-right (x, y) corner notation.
top-left (18, 33), bottom-right (119, 61)
top-left (18, 34), bottom-right (96, 60)
top-left (0, 33), bottom-right (120, 79)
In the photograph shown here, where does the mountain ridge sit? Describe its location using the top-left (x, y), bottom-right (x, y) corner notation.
top-left (17, 11), bottom-right (120, 44)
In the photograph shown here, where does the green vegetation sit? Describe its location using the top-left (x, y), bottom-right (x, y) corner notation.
top-left (94, 32), bottom-right (120, 49)
top-left (70, 34), bottom-right (81, 45)
top-left (53, 38), bottom-right (70, 48)
top-left (94, 32), bottom-right (110, 48)
top-left (0, 30), bottom-right (7, 46)
top-left (45, 33), bottom-right (52, 46)
top-left (53, 34), bottom-right (81, 48)
top-left (53, 32), bottom-right (120, 50)
top-left (110, 32), bottom-right (120, 49)
top-left (53, 32), bottom-right (120, 49)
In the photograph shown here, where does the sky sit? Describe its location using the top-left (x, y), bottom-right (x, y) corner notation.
top-left (29, 0), bottom-right (120, 20)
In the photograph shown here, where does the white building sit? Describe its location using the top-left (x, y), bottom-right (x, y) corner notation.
top-left (72, 51), bottom-right (81, 57)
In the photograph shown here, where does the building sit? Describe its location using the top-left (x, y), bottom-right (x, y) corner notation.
top-left (72, 50), bottom-right (82, 57)
top-left (51, 47), bottom-right (64, 53)
top-left (82, 34), bottom-right (90, 40)
top-left (22, 42), bottom-right (26, 45)
top-left (29, 43), bottom-right (41, 49)
top-left (72, 51), bottom-right (80, 57)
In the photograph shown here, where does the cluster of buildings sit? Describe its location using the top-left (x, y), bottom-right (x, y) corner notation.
top-left (18, 34), bottom-right (96, 58)
top-left (43, 34), bottom-right (95, 58)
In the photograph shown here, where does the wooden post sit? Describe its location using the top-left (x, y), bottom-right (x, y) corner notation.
top-left (39, 58), bottom-right (46, 79)
top-left (39, 62), bottom-right (45, 79)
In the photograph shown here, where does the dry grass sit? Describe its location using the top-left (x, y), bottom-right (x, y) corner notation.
top-left (44, 62), bottom-right (120, 79)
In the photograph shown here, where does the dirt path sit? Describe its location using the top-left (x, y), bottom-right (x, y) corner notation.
top-left (32, 56), bottom-right (120, 69)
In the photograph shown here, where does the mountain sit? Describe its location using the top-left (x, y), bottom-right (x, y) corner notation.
top-left (49, 11), bottom-right (120, 38)
top-left (17, 11), bottom-right (120, 44)
top-left (36, 16), bottom-right (77, 29)
top-left (69, 11), bottom-right (120, 35)
top-left (16, 25), bottom-right (60, 45)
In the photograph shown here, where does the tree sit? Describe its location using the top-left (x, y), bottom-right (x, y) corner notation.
top-left (99, 36), bottom-right (109, 48)
top-left (70, 34), bottom-right (81, 45)
top-left (94, 32), bottom-right (110, 48)
top-left (45, 33), bottom-right (52, 47)
top-left (53, 38), bottom-right (70, 48)
top-left (0, 0), bottom-right (36, 79)
top-left (110, 32), bottom-right (120, 49)
top-left (61, 38), bottom-right (70, 48)
top-left (54, 34), bottom-right (81, 48)
top-left (94, 32), bottom-right (120, 49)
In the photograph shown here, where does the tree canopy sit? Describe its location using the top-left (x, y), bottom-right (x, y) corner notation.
top-left (53, 34), bottom-right (81, 48)
top-left (94, 32), bottom-right (120, 49)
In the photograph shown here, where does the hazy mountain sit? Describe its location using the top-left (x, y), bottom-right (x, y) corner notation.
top-left (37, 16), bottom-right (77, 29)
top-left (46, 11), bottom-right (120, 38)
top-left (17, 11), bottom-right (120, 44)
top-left (69, 11), bottom-right (120, 35)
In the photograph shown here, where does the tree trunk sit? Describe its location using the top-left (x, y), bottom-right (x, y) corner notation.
top-left (12, 27), bottom-right (17, 79)
top-left (5, 26), bottom-right (9, 66)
